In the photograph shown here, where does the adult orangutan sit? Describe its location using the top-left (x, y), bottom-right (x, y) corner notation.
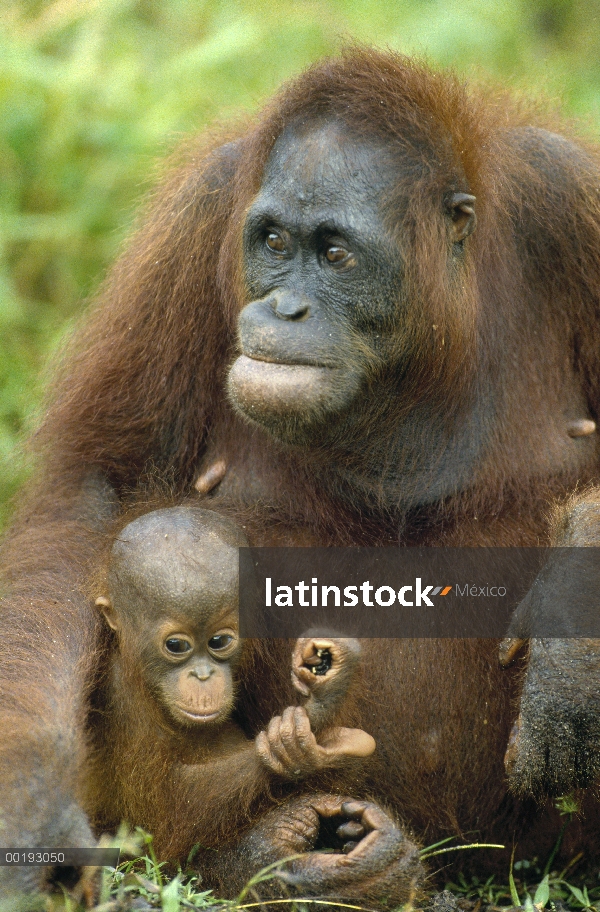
top-left (2, 47), bottom-right (600, 907)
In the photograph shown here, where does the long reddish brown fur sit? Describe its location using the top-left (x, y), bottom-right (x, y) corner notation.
top-left (2, 47), bottom-right (600, 893)
top-left (82, 500), bottom-right (361, 862)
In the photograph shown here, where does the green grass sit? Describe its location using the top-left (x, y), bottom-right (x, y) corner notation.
top-left (38, 804), bottom-right (600, 910)
top-left (42, 843), bottom-right (600, 912)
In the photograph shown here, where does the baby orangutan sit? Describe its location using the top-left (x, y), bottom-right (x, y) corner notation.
top-left (85, 506), bottom-right (375, 861)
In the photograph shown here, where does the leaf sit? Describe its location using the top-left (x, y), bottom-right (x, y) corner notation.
top-left (122, 871), bottom-right (160, 893)
top-left (565, 883), bottom-right (587, 905)
top-left (534, 874), bottom-right (550, 908)
top-left (509, 847), bottom-right (521, 908)
top-left (555, 794), bottom-right (580, 816)
top-left (419, 836), bottom-right (456, 854)
top-left (161, 874), bottom-right (182, 912)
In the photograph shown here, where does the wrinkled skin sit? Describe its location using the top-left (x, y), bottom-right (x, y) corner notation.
top-left (206, 794), bottom-right (424, 906)
top-left (227, 119), bottom-right (487, 510)
top-left (504, 638), bottom-right (600, 796)
top-left (229, 122), bottom-right (405, 446)
top-left (502, 501), bottom-right (600, 796)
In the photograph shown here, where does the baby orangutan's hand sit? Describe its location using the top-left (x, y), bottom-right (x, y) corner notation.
top-left (292, 637), bottom-right (361, 700)
top-left (255, 705), bottom-right (375, 779)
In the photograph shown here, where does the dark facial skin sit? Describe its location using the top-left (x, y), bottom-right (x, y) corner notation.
top-left (96, 507), bottom-right (246, 730)
top-left (228, 121), bottom-right (405, 443)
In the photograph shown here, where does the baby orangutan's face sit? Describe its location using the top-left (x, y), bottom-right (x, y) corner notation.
top-left (148, 614), bottom-right (241, 726)
top-left (96, 590), bottom-right (241, 728)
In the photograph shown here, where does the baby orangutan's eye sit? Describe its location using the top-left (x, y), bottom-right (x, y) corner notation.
top-left (208, 634), bottom-right (233, 651)
top-left (164, 637), bottom-right (193, 655)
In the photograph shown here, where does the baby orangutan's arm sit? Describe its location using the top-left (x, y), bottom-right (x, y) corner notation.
top-left (255, 636), bottom-right (375, 779)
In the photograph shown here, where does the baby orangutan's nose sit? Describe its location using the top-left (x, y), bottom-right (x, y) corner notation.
top-left (190, 659), bottom-right (214, 681)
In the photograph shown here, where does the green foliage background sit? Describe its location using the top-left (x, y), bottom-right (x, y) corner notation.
top-left (3, 0), bottom-right (600, 525)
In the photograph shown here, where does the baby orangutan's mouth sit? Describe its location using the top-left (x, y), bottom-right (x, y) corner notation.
top-left (175, 706), bottom-right (221, 723)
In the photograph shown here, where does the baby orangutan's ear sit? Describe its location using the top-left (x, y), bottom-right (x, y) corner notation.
top-left (95, 596), bottom-right (119, 632)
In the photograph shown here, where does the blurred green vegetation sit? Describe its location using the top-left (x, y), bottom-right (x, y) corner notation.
top-left (3, 0), bottom-right (600, 525)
